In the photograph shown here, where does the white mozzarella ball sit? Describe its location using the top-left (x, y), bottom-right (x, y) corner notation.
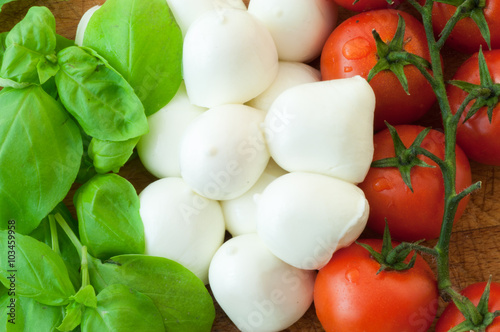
top-left (139, 177), bottom-right (225, 284)
top-left (246, 61), bottom-right (321, 112)
top-left (137, 83), bottom-right (206, 178)
top-left (264, 76), bottom-right (375, 184)
top-left (221, 159), bottom-right (287, 237)
top-left (166, 0), bottom-right (247, 36)
top-left (183, 8), bottom-right (279, 108)
top-left (257, 172), bottom-right (369, 270)
top-left (248, 0), bottom-right (338, 62)
top-left (209, 234), bottom-right (316, 332)
top-left (75, 5), bottom-right (100, 46)
top-left (180, 104), bottom-right (270, 201)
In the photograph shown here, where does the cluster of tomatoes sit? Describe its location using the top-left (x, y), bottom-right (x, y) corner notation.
top-left (313, 0), bottom-right (500, 331)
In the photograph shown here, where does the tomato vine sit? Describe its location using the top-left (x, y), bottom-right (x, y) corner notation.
top-left (369, 0), bottom-right (498, 329)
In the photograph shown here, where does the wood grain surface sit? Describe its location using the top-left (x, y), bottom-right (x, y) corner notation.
top-left (1, 1), bottom-right (499, 331)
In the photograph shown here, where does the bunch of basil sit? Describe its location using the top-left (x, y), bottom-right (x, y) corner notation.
top-left (0, 1), bottom-right (216, 331)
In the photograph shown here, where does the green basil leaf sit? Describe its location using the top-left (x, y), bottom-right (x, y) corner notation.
top-left (89, 136), bottom-right (140, 174)
top-left (0, 31), bottom-right (7, 61)
top-left (71, 285), bottom-right (97, 308)
top-left (83, 0), bottom-right (183, 116)
top-left (29, 203), bottom-right (82, 290)
top-left (1, 296), bottom-right (64, 331)
top-left (1, 7), bottom-right (58, 86)
top-left (57, 282), bottom-right (97, 331)
top-left (56, 34), bottom-right (75, 53)
top-left (37, 35), bottom-right (74, 99)
top-left (57, 300), bottom-right (83, 332)
top-left (0, 288), bottom-right (10, 326)
top-left (0, 231), bottom-right (75, 306)
top-left (55, 46), bottom-right (148, 141)
top-left (76, 126), bottom-right (97, 184)
top-left (74, 174), bottom-right (145, 260)
top-left (0, 86), bottom-right (82, 234)
top-left (81, 284), bottom-right (164, 332)
top-left (88, 255), bottom-right (215, 331)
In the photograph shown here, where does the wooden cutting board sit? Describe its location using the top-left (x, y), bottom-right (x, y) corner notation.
top-left (1, 1), bottom-right (499, 331)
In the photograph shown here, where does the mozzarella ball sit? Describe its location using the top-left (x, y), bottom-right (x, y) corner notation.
top-left (166, 0), bottom-right (247, 36)
top-left (209, 234), bottom-right (316, 332)
top-left (221, 159), bottom-right (287, 237)
top-left (264, 76), bottom-right (375, 184)
top-left (139, 177), bottom-right (225, 284)
top-left (180, 104), bottom-right (270, 201)
top-left (183, 8), bottom-right (279, 108)
top-left (75, 5), bottom-right (100, 46)
top-left (246, 61), bottom-right (321, 112)
top-left (248, 0), bottom-right (338, 62)
top-left (257, 172), bottom-right (369, 270)
top-left (137, 83), bottom-right (206, 178)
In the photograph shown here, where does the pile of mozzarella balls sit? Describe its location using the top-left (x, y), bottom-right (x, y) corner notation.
top-left (84, 0), bottom-right (377, 330)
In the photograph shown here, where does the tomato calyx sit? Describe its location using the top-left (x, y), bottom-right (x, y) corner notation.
top-left (367, 14), bottom-right (431, 95)
top-left (446, 278), bottom-right (500, 332)
top-left (356, 223), bottom-right (428, 273)
top-left (370, 122), bottom-right (435, 192)
top-left (449, 48), bottom-right (500, 123)
top-left (352, 0), bottom-right (394, 6)
top-left (436, 0), bottom-right (491, 50)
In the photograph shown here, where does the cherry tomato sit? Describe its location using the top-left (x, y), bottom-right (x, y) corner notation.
top-left (330, 0), bottom-right (403, 13)
top-left (431, 0), bottom-right (500, 54)
top-left (314, 239), bottom-right (439, 332)
top-left (320, 9), bottom-right (436, 131)
top-left (358, 125), bottom-right (472, 241)
top-left (435, 282), bottom-right (500, 331)
top-left (448, 49), bottom-right (500, 165)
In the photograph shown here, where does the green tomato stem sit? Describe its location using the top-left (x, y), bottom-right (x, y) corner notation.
top-left (48, 214), bottom-right (60, 254)
top-left (54, 212), bottom-right (83, 260)
top-left (407, 0), bottom-right (484, 313)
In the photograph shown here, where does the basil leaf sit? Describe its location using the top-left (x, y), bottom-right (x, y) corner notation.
top-left (29, 203), bottom-right (82, 290)
top-left (88, 255), bottom-right (215, 331)
top-left (0, 231), bottom-right (75, 306)
top-left (0, 86), bottom-right (82, 234)
top-left (71, 285), bottom-right (97, 308)
top-left (81, 284), bottom-right (164, 332)
top-left (57, 300), bottom-right (83, 332)
top-left (83, 0), bottom-right (183, 116)
top-left (1, 7), bottom-right (58, 86)
top-left (1, 296), bottom-right (64, 331)
top-left (76, 126), bottom-right (97, 184)
top-left (56, 34), bottom-right (75, 53)
top-left (74, 174), bottom-right (145, 260)
top-left (57, 285), bottom-right (97, 331)
top-left (55, 46), bottom-right (148, 141)
top-left (0, 31), bottom-right (7, 60)
top-left (89, 136), bottom-right (140, 174)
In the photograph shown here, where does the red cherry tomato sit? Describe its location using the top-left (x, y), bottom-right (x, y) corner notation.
top-left (331, 0), bottom-right (403, 13)
top-left (431, 0), bottom-right (500, 54)
top-left (447, 49), bottom-right (500, 165)
top-left (358, 125), bottom-right (472, 241)
top-left (320, 9), bottom-right (436, 131)
top-left (314, 239), bottom-right (439, 332)
top-left (435, 282), bottom-right (500, 331)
